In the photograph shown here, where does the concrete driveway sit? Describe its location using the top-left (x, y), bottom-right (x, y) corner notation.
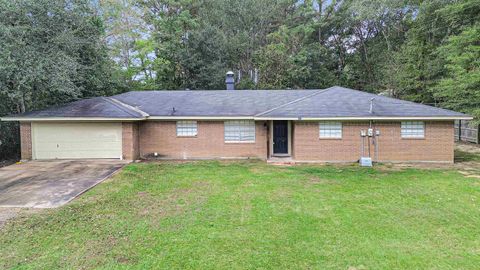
top-left (0, 160), bottom-right (128, 208)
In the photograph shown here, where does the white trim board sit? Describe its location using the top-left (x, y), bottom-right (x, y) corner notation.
top-left (0, 117), bottom-right (145, 122)
top-left (148, 116), bottom-right (255, 120)
top-left (1, 115), bottom-right (472, 122)
top-left (256, 116), bottom-right (472, 121)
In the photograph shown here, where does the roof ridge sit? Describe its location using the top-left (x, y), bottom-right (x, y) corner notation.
top-left (117, 89), bottom-right (323, 94)
top-left (255, 87), bottom-right (334, 117)
top-left (102, 97), bottom-right (149, 118)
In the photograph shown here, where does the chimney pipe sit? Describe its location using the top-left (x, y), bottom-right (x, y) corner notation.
top-left (226, 71), bottom-right (235, 90)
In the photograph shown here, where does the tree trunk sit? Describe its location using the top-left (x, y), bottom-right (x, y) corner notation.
top-left (18, 94), bottom-right (26, 114)
top-left (381, 28), bottom-right (391, 52)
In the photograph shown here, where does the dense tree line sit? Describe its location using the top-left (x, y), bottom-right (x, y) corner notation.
top-left (0, 0), bottom-right (126, 159)
top-left (0, 0), bottom-right (479, 160)
top-left (111, 0), bottom-right (479, 114)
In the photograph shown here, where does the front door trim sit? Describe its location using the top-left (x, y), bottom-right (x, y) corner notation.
top-left (270, 120), bottom-right (292, 157)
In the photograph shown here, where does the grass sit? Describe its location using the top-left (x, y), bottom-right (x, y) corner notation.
top-left (455, 149), bottom-right (480, 162)
top-left (1, 161), bottom-right (480, 269)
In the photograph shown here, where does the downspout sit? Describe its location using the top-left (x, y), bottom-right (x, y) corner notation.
top-left (376, 127), bottom-right (379, 162)
top-left (368, 121), bottom-right (372, 157)
top-left (369, 98), bottom-right (376, 161)
top-left (266, 121), bottom-right (270, 160)
top-left (373, 121), bottom-right (378, 162)
top-left (361, 130), bottom-right (365, 157)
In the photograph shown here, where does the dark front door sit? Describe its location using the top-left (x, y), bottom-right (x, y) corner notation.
top-left (273, 121), bottom-right (288, 154)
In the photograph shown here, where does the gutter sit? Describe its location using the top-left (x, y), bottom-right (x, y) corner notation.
top-left (147, 116), bottom-right (254, 120)
top-left (0, 115), bottom-right (472, 122)
top-left (254, 116), bottom-right (473, 121)
top-left (0, 117), bottom-right (146, 122)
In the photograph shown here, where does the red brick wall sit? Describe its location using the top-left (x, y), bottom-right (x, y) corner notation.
top-left (122, 122), bottom-right (140, 160)
top-left (374, 121), bottom-right (454, 162)
top-left (293, 121), bottom-right (365, 162)
top-left (139, 121), bottom-right (268, 159)
top-left (293, 121), bottom-right (454, 163)
top-left (16, 120), bottom-right (454, 163)
top-left (19, 122), bottom-right (32, 160)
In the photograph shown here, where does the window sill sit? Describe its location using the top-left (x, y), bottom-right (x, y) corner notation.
top-left (401, 137), bottom-right (425, 140)
top-left (318, 137), bottom-right (343, 140)
top-left (177, 135), bottom-right (198, 138)
top-left (225, 141), bottom-right (256, 144)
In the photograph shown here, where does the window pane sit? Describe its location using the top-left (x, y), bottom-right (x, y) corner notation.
top-left (401, 121), bottom-right (424, 138)
top-left (177, 121), bottom-right (197, 136)
top-left (224, 120), bottom-right (255, 142)
top-left (319, 121), bottom-right (342, 138)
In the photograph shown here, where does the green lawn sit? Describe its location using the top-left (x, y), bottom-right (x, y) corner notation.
top-left (455, 149), bottom-right (480, 162)
top-left (1, 161), bottom-right (480, 269)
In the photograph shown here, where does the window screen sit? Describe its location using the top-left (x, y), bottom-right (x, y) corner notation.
top-left (401, 121), bottom-right (424, 138)
top-left (176, 121), bottom-right (197, 136)
top-left (319, 121), bottom-right (342, 138)
top-left (224, 120), bottom-right (255, 142)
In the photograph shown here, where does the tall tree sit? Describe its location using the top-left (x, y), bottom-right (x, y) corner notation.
top-left (180, 25), bottom-right (228, 89)
top-left (433, 24), bottom-right (480, 120)
top-left (390, 0), bottom-right (480, 103)
top-left (0, 0), bottom-right (122, 113)
top-left (254, 0), bottom-right (338, 89)
top-left (98, 0), bottom-right (155, 89)
top-left (0, 0), bottom-right (123, 159)
top-left (140, 0), bottom-right (199, 89)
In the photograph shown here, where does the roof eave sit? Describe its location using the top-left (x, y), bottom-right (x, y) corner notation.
top-left (1, 115), bottom-right (472, 122)
top-left (0, 117), bottom-right (147, 122)
top-left (254, 116), bottom-right (473, 121)
top-left (147, 116), bottom-right (255, 120)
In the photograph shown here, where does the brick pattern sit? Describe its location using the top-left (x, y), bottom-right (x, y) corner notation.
top-left (139, 121), bottom-right (268, 159)
top-left (19, 122), bottom-right (32, 160)
top-left (293, 122), bottom-right (365, 162)
top-left (17, 120), bottom-right (454, 162)
top-left (374, 121), bottom-right (454, 162)
top-left (122, 122), bottom-right (140, 160)
top-left (292, 121), bottom-right (454, 163)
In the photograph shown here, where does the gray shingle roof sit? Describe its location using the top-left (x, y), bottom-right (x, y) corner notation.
top-left (1, 86), bottom-right (470, 120)
top-left (112, 90), bottom-right (316, 116)
top-left (256, 86), bottom-right (467, 118)
top-left (6, 97), bottom-right (146, 119)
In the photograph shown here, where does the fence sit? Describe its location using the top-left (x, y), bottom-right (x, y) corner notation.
top-left (455, 120), bottom-right (479, 144)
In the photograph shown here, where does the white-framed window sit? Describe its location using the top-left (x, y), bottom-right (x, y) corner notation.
top-left (401, 121), bottom-right (425, 138)
top-left (176, 121), bottom-right (197, 137)
top-left (224, 120), bottom-right (255, 142)
top-left (319, 121), bottom-right (342, 139)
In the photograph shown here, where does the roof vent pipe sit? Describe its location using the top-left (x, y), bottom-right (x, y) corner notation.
top-left (369, 98), bottom-right (375, 114)
top-left (226, 71), bottom-right (235, 90)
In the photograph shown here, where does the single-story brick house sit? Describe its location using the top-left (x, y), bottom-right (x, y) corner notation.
top-left (1, 86), bottom-right (471, 163)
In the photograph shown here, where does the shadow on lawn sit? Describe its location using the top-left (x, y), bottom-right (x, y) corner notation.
top-left (454, 149), bottom-right (480, 163)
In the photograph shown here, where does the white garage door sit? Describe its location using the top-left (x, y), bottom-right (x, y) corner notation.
top-left (32, 123), bottom-right (122, 159)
